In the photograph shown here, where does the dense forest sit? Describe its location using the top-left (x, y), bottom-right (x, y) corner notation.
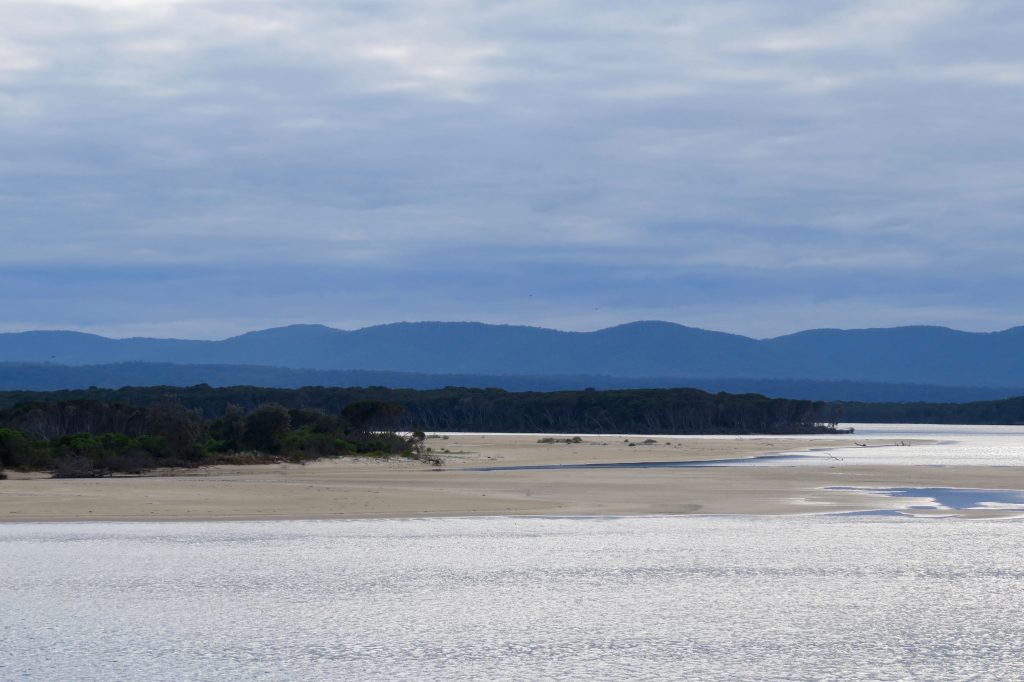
top-left (838, 397), bottom-right (1024, 425)
top-left (0, 385), bottom-right (836, 477)
top-left (6, 381), bottom-right (1023, 479)
top-left (0, 385), bottom-right (835, 433)
top-left (0, 396), bottom-right (433, 478)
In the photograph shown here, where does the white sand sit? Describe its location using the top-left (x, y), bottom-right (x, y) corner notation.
top-left (3, 434), bottom-right (1022, 520)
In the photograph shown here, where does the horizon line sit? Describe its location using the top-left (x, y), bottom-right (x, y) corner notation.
top-left (1, 319), bottom-right (1023, 343)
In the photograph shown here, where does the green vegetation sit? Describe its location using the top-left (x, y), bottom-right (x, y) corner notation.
top-left (835, 397), bottom-right (1024, 425)
top-left (13, 381), bottom-right (1019, 479)
top-left (0, 384), bottom-right (844, 479)
top-left (0, 398), bottom-right (425, 478)
top-left (538, 436), bottom-right (584, 444)
top-left (0, 384), bottom-right (835, 433)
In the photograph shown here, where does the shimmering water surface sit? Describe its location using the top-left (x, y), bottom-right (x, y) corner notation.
top-left (5, 425), bottom-right (1024, 680)
top-left (3, 515), bottom-right (1024, 681)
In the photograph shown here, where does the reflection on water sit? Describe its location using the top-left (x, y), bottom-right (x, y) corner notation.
top-left (3, 516), bottom-right (1024, 681)
top-left (828, 486), bottom-right (1024, 511)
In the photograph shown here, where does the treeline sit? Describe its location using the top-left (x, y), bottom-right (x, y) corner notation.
top-left (3, 385), bottom-right (1022, 480)
top-left (838, 397), bottom-right (1024, 425)
top-left (4, 384), bottom-right (1022, 427)
top-left (0, 385), bottom-right (838, 478)
top-left (6, 362), bottom-right (1024, 404)
top-left (0, 398), bottom-right (430, 478)
top-left (0, 385), bottom-right (836, 435)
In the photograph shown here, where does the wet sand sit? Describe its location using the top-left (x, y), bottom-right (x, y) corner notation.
top-left (3, 434), bottom-right (1023, 521)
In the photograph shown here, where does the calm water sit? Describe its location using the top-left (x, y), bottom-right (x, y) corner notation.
top-left (827, 486), bottom-right (1024, 512)
top-left (826, 423), bottom-right (1024, 466)
top-left (5, 425), bottom-right (1024, 680)
top-left (3, 515), bottom-right (1024, 681)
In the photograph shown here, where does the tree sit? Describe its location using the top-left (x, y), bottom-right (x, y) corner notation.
top-left (341, 400), bottom-right (404, 437)
top-left (242, 403), bottom-right (291, 453)
top-left (209, 404), bottom-right (246, 451)
top-left (0, 428), bottom-right (31, 469)
top-left (145, 402), bottom-right (206, 460)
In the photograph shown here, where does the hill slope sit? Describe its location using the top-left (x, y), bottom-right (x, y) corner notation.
top-left (1, 321), bottom-right (1022, 387)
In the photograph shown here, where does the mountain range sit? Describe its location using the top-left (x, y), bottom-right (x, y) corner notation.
top-left (1, 321), bottom-right (1022, 392)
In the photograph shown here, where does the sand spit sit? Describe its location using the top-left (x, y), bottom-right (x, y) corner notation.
top-left (3, 434), bottom-right (1022, 521)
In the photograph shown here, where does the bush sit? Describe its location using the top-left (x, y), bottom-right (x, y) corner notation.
top-left (105, 450), bottom-right (156, 475)
top-left (49, 433), bottom-right (168, 474)
top-left (342, 400), bottom-right (404, 437)
top-left (282, 427), bottom-right (341, 462)
top-left (0, 428), bottom-right (31, 468)
top-left (243, 403), bottom-right (291, 453)
top-left (14, 447), bottom-right (55, 472)
top-left (146, 403), bottom-right (206, 459)
top-left (53, 455), bottom-right (105, 478)
top-left (208, 405), bottom-right (245, 451)
top-left (0, 397), bottom-right (419, 475)
top-left (357, 433), bottom-right (410, 455)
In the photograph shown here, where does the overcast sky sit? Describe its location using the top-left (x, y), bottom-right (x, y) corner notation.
top-left (1, 0), bottom-right (1022, 339)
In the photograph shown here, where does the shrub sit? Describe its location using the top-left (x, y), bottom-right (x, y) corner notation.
top-left (0, 428), bottom-right (32, 469)
top-left (282, 427), bottom-right (340, 462)
top-left (243, 403), bottom-right (291, 453)
top-left (357, 433), bottom-right (409, 455)
top-left (145, 403), bottom-right (206, 458)
top-left (208, 405), bottom-right (245, 451)
top-left (105, 450), bottom-right (156, 475)
top-left (53, 456), bottom-right (105, 478)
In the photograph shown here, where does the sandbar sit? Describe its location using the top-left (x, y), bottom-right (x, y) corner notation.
top-left (3, 434), bottom-right (1023, 521)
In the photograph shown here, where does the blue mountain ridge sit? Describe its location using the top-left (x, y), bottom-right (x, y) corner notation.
top-left (1, 321), bottom-right (1022, 388)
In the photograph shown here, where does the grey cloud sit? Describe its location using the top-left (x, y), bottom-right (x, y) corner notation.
top-left (1, 1), bottom-right (1022, 336)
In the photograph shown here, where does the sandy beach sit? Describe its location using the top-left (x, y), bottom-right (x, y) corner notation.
top-left (3, 433), bottom-right (1024, 521)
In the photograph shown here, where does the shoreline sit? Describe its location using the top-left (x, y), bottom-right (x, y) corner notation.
top-left (4, 434), bottom-right (1023, 522)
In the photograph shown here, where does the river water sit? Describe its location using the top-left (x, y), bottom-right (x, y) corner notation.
top-left (3, 514), bottom-right (1024, 681)
top-left (4, 425), bottom-right (1024, 680)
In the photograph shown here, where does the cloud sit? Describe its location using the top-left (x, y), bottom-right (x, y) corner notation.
top-left (946, 62), bottom-right (1024, 84)
top-left (0, 1), bottom-right (1022, 336)
top-left (737, 0), bottom-right (964, 53)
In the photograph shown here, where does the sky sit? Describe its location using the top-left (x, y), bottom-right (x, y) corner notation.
top-left (1, 0), bottom-right (1022, 340)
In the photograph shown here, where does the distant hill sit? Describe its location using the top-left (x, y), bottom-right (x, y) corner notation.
top-left (0, 362), bottom-right (1021, 403)
top-left (1, 321), bottom-right (1023, 387)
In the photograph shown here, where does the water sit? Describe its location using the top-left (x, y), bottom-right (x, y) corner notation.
top-left (453, 424), bottom-right (1024, 467)
top-left (3, 515), bottom-right (1024, 681)
top-left (826, 487), bottom-right (1024, 515)
top-left (824, 423), bottom-right (1024, 467)
top-left (627, 423), bottom-right (1024, 467)
top-left (5, 425), bottom-right (1024, 680)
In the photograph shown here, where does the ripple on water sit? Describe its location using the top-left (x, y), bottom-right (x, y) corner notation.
top-left (3, 515), bottom-right (1024, 681)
